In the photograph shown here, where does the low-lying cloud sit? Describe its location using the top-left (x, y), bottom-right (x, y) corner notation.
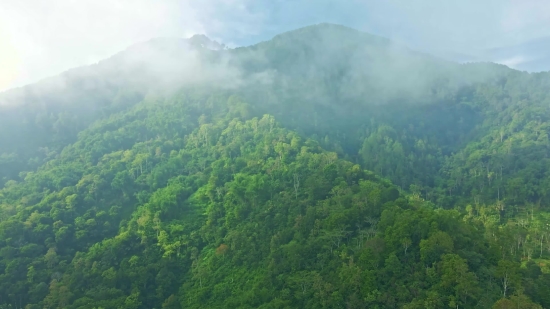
top-left (0, 0), bottom-right (263, 92)
top-left (2, 0), bottom-right (550, 93)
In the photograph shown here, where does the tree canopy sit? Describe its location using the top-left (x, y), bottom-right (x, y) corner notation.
top-left (0, 24), bottom-right (549, 308)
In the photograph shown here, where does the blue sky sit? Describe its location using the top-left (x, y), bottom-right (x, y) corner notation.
top-left (1, 0), bottom-right (550, 92)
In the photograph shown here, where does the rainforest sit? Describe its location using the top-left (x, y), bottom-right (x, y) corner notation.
top-left (0, 24), bottom-right (549, 309)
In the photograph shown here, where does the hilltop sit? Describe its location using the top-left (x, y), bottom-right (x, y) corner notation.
top-left (0, 24), bottom-right (549, 308)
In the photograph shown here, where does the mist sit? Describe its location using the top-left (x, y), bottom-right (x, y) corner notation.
top-left (0, 0), bottom-right (263, 92)
top-left (3, 3), bottom-right (550, 309)
top-left (2, 0), bottom-right (550, 94)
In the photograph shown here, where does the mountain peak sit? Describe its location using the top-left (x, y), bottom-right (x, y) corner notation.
top-left (188, 34), bottom-right (226, 50)
top-left (270, 22), bottom-right (391, 46)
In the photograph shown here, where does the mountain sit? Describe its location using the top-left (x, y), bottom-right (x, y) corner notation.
top-left (1, 23), bottom-right (550, 308)
top-left (0, 34), bottom-right (232, 187)
top-left (481, 36), bottom-right (550, 72)
top-left (431, 36), bottom-right (550, 73)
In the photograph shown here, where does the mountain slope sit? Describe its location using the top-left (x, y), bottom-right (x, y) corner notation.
top-left (0, 91), bottom-right (521, 309)
top-left (0, 24), bottom-right (550, 308)
top-left (0, 34), bottom-right (230, 187)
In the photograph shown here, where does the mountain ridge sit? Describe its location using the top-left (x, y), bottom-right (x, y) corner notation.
top-left (1, 23), bottom-right (550, 308)
top-left (0, 23), bottom-right (531, 98)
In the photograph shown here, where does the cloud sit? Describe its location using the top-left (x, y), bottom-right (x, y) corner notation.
top-left (495, 55), bottom-right (528, 68)
top-left (209, 1), bottom-right (550, 67)
top-left (500, 0), bottom-right (550, 40)
top-left (2, 0), bottom-right (550, 92)
top-left (0, 0), bottom-right (266, 92)
top-left (0, 24), bottom-right (21, 91)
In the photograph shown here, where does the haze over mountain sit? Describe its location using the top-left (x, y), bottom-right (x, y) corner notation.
top-left (1, 24), bottom-right (550, 309)
top-left (3, 0), bottom-right (550, 92)
top-left (431, 36), bottom-right (550, 72)
top-left (483, 36), bottom-right (550, 72)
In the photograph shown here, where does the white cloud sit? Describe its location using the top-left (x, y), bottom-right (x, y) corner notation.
top-left (2, 0), bottom-right (550, 92)
top-left (495, 55), bottom-right (528, 68)
top-left (0, 22), bottom-right (21, 90)
top-left (0, 0), bottom-right (251, 92)
top-left (501, 0), bottom-right (550, 39)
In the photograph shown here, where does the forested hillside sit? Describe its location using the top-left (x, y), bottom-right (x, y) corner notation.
top-left (0, 23), bottom-right (549, 308)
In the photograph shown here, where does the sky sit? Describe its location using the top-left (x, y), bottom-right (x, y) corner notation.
top-left (1, 0), bottom-right (550, 92)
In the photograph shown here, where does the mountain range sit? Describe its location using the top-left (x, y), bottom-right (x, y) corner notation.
top-left (433, 35), bottom-right (550, 72)
top-left (0, 23), bottom-right (549, 309)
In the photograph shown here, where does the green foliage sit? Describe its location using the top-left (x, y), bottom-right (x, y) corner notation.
top-left (0, 23), bottom-right (549, 308)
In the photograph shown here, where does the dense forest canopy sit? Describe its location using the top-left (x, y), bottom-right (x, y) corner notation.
top-left (0, 23), bottom-right (549, 309)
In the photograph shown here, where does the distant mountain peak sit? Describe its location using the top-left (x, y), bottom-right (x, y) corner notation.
top-left (188, 34), bottom-right (226, 50)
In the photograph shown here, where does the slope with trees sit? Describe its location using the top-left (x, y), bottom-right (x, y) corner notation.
top-left (0, 24), bottom-right (549, 308)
